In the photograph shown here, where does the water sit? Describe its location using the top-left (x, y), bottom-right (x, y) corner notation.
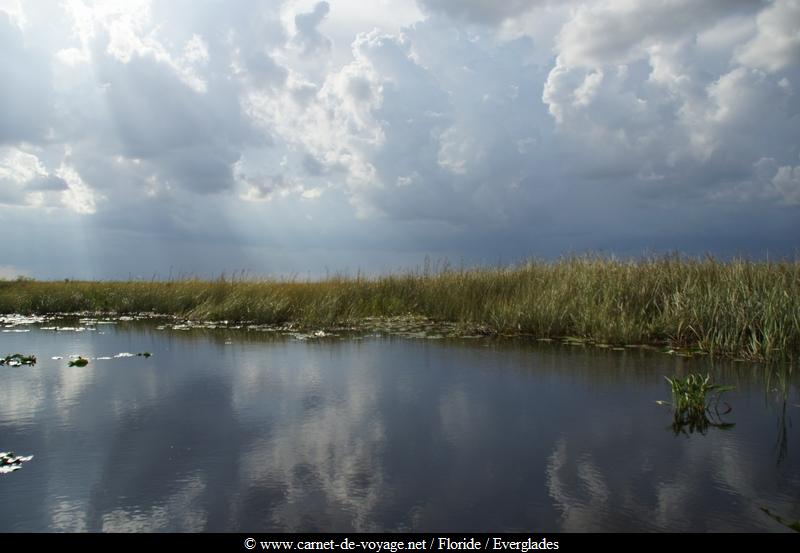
top-left (1, 320), bottom-right (798, 532)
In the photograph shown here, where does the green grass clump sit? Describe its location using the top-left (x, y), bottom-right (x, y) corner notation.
top-left (663, 373), bottom-right (734, 434)
top-left (1, 254), bottom-right (798, 360)
top-left (665, 373), bottom-right (733, 416)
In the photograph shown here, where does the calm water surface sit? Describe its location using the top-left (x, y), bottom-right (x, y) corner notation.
top-left (1, 320), bottom-right (798, 532)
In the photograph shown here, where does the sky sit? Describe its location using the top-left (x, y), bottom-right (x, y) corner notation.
top-left (0, 0), bottom-right (799, 279)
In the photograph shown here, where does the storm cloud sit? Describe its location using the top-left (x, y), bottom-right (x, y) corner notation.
top-left (0, 0), bottom-right (798, 279)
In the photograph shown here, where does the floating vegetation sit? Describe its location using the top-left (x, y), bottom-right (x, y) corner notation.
top-left (149, 315), bottom-right (472, 341)
top-left (0, 451), bottom-right (34, 474)
top-left (40, 326), bottom-right (94, 332)
top-left (0, 314), bottom-right (47, 326)
top-left (68, 356), bottom-right (89, 367)
top-left (659, 373), bottom-right (735, 435)
top-left (0, 353), bottom-right (37, 367)
top-left (137, 352), bottom-right (152, 357)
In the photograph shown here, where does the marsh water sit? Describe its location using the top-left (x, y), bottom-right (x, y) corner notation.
top-left (1, 318), bottom-right (798, 532)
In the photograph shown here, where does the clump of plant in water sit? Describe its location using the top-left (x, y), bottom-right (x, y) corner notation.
top-left (0, 451), bottom-right (34, 474)
top-left (68, 356), bottom-right (89, 367)
top-left (0, 353), bottom-right (36, 367)
top-left (661, 373), bottom-right (735, 434)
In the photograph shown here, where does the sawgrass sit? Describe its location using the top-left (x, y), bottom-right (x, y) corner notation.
top-left (1, 255), bottom-right (798, 360)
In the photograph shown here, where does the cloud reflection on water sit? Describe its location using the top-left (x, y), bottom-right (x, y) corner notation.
top-left (0, 326), bottom-right (798, 531)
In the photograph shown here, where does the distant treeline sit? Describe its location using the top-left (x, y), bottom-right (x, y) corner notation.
top-left (1, 256), bottom-right (798, 360)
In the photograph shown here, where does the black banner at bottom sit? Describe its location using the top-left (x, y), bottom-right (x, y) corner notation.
top-left (0, 532), bottom-right (795, 549)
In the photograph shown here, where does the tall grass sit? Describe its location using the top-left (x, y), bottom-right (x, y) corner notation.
top-left (1, 255), bottom-right (798, 360)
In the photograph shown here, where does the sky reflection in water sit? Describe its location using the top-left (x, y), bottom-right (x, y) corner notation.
top-left (0, 322), bottom-right (798, 532)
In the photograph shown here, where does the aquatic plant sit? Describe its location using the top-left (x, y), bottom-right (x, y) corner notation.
top-left (763, 361), bottom-right (795, 465)
top-left (0, 353), bottom-right (36, 367)
top-left (0, 254), bottom-right (798, 360)
top-left (68, 357), bottom-right (89, 367)
top-left (0, 451), bottom-right (34, 474)
top-left (662, 373), bottom-right (734, 434)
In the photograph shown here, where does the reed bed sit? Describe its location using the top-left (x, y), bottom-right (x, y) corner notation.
top-left (1, 256), bottom-right (798, 360)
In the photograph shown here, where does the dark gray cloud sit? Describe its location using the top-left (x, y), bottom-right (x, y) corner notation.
top-left (25, 174), bottom-right (69, 192)
top-left (294, 2), bottom-right (332, 56)
top-left (243, 50), bottom-right (289, 89)
top-left (358, 27), bottom-right (550, 224)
